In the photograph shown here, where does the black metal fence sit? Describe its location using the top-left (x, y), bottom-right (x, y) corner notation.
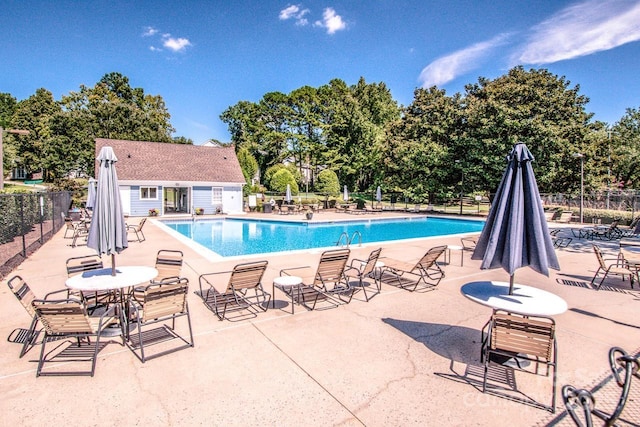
top-left (0, 191), bottom-right (71, 279)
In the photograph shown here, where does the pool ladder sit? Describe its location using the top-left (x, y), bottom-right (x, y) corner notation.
top-left (336, 231), bottom-right (362, 248)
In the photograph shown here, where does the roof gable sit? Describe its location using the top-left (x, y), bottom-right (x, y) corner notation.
top-left (94, 138), bottom-right (246, 183)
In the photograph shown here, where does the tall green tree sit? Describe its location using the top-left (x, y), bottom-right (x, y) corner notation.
top-left (462, 66), bottom-right (591, 194)
top-left (385, 87), bottom-right (461, 202)
top-left (611, 107), bottom-right (640, 189)
top-left (9, 88), bottom-right (61, 180)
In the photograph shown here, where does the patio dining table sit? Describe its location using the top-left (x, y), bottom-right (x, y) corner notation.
top-left (66, 266), bottom-right (158, 334)
top-left (461, 280), bottom-right (568, 316)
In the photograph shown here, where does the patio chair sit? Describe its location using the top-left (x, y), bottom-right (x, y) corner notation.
top-left (481, 309), bottom-right (557, 413)
top-left (555, 211), bottom-right (574, 223)
top-left (344, 248), bottom-right (383, 302)
top-left (69, 220), bottom-right (90, 247)
top-left (278, 248), bottom-right (351, 311)
top-left (591, 245), bottom-right (635, 290)
top-left (126, 217), bottom-right (147, 242)
top-left (590, 220), bottom-right (622, 241)
top-left (6, 275), bottom-right (69, 358)
top-left (32, 297), bottom-right (121, 376)
top-left (549, 229), bottom-right (572, 248)
top-left (153, 249), bottom-right (183, 281)
top-left (198, 260), bottom-right (270, 321)
top-left (127, 277), bottom-right (194, 362)
top-left (617, 216), bottom-right (640, 237)
top-left (380, 245), bottom-right (447, 292)
top-left (461, 236), bottom-right (478, 262)
top-left (66, 255), bottom-right (112, 307)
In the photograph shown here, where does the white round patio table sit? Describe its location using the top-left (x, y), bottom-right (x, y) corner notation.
top-left (460, 280), bottom-right (568, 316)
top-left (66, 266), bottom-right (158, 291)
top-left (273, 275), bottom-right (303, 314)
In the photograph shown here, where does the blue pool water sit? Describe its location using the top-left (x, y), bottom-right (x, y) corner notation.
top-left (160, 217), bottom-right (484, 257)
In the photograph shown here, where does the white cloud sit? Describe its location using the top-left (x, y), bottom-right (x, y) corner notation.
top-left (515, 0), bottom-right (640, 64)
top-left (149, 46), bottom-right (161, 52)
top-left (419, 34), bottom-right (510, 87)
top-left (314, 7), bottom-right (347, 34)
top-left (162, 35), bottom-right (192, 52)
top-left (142, 26), bottom-right (158, 37)
top-left (279, 4), bottom-right (310, 26)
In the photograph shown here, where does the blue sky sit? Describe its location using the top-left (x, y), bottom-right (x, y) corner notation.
top-left (3, 0), bottom-right (640, 144)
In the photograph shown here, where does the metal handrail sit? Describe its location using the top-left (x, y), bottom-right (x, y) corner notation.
top-left (336, 231), bottom-right (349, 247)
top-left (349, 231), bottom-right (362, 247)
top-left (563, 346), bottom-right (639, 426)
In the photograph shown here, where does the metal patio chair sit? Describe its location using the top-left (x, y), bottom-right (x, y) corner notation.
top-left (278, 248), bottom-right (351, 311)
top-left (32, 297), bottom-right (121, 376)
top-left (344, 247), bottom-right (383, 302)
top-left (380, 245), bottom-right (447, 292)
top-left (482, 309), bottom-right (557, 413)
top-left (127, 277), bottom-right (194, 362)
top-left (199, 260), bottom-right (270, 321)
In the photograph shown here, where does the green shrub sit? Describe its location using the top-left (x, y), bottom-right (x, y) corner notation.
top-left (316, 170), bottom-right (340, 197)
top-left (270, 169), bottom-right (298, 194)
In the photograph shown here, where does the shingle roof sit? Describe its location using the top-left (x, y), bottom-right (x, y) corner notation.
top-left (94, 138), bottom-right (246, 183)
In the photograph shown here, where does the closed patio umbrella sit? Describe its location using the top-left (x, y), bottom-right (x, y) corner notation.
top-left (87, 146), bottom-right (128, 275)
top-left (471, 143), bottom-right (559, 294)
top-left (376, 186), bottom-right (382, 203)
top-left (285, 184), bottom-right (292, 203)
top-left (344, 185), bottom-right (349, 202)
top-left (86, 177), bottom-right (97, 210)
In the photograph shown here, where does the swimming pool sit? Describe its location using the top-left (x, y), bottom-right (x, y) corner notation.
top-left (159, 216), bottom-right (484, 258)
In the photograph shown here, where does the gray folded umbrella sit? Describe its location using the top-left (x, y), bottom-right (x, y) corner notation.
top-left (472, 143), bottom-right (560, 294)
top-left (87, 146), bottom-right (128, 275)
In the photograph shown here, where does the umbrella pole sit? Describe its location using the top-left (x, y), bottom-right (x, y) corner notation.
top-left (509, 273), bottom-right (515, 295)
top-left (111, 253), bottom-right (116, 276)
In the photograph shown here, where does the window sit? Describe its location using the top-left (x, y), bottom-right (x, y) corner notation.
top-left (140, 186), bottom-right (158, 200)
top-left (212, 187), bottom-right (222, 203)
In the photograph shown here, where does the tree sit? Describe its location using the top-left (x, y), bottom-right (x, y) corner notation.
top-left (385, 86), bottom-right (461, 202)
top-left (611, 107), bottom-right (640, 189)
top-left (0, 92), bottom-right (17, 128)
top-left (270, 168), bottom-right (298, 194)
top-left (237, 146), bottom-right (258, 184)
top-left (9, 88), bottom-right (61, 180)
top-left (462, 66), bottom-right (591, 194)
top-left (315, 169), bottom-right (340, 196)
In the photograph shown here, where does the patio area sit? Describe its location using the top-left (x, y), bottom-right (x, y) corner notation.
top-left (1, 211), bottom-right (638, 426)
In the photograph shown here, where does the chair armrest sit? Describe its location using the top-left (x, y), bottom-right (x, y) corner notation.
top-left (44, 288), bottom-right (72, 299)
top-left (198, 271), bottom-right (232, 295)
top-left (348, 258), bottom-right (367, 268)
top-left (280, 266), bottom-right (311, 276)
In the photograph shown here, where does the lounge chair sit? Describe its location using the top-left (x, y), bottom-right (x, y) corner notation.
top-left (199, 260), bottom-right (270, 321)
top-left (380, 245), bottom-right (447, 292)
top-left (555, 211), bottom-right (574, 223)
top-left (6, 275), bottom-right (69, 358)
top-left (617, 216), bottom-right (640, 237)
top-left (481, 309), bottom-right (557, 413)
top-left (591, 245), bottom-right (635, 289)
top-left (126, 217), bottom-right (147, 242)
top-left (344, 248), bottom-right (383, 301)
top-left (278, 248), bottom-right (351, 310)
top-left (127, 277), bottom-right (194, 362)
top-left (549, 229), bottom-right (572, 248)
top-left (32, 297), bottom-right (121, 376)
top-left (590, 220), bottom-right (622, 241)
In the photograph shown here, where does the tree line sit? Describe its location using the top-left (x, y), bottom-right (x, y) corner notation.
top-left (2, 67), bottom-right (640, 203)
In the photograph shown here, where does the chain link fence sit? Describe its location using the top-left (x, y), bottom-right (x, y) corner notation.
top-left (541, 190), bottom-right (640, 213)
top-left (0, 191), bottom-right (71, 279)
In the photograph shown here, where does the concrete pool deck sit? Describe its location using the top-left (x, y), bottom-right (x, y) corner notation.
top-left (1, 211), bottom-right (639, 426)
